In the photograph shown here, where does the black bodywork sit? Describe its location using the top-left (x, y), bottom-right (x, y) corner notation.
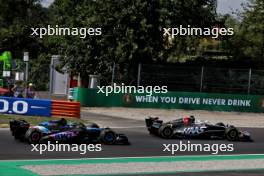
top-left (10, 118), bottom-right (129, 145)
top-left (145, 117), bottom-right (251, 141)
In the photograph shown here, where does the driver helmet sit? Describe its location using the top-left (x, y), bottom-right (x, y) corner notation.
top-left (183, 115), bottom-right (195, 125)
top-left (58, 118), bottom-right (67, 126)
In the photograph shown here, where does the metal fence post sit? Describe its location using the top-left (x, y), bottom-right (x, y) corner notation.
top-left (49, 63), bottom-right (53, 99)
top-left (200, 66), bottom-right (204, 92)
top-left (111, 62), bottom-right (115, 85)
top-left (137, 63), bottom-right (142, 87)
top-left (247, 68), bottom-right (252, 94)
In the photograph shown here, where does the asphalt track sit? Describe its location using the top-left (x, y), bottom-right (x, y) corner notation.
top-left (0, 112), bottom-right (264, 160)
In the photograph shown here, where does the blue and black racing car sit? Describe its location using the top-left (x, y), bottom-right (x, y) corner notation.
top-left (9, 118), bottom-right (129, 145)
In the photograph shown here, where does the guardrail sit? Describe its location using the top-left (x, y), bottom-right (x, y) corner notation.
top-left (51, 100), bottom-right (80, 118)
top-left (0, 97), bottom-right (51, 116)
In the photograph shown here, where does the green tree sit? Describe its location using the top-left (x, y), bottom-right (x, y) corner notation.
top-left (49, 0), bottom-right (217, 85)
top-left (0, 0), bottom-right (48, 58)
top-left (229, 0), bottom-right (264, 62)
top-left (0, 0), bottom-right (49, 89)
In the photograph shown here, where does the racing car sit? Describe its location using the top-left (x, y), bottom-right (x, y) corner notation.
top-left (9, 118), bottom-right (129, 144)
top-left (145, 116), bottom-right (251, 141)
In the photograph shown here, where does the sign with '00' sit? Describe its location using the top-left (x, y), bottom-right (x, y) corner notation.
top-left (0, 97), bottom-right (51, 117)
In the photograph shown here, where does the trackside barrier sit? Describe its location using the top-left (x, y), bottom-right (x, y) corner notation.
top-left (0, 97), bottom-right (81, 118)
top-left (0, 97), bottom-right (51, 116)
top-left (73, 87), bottom-right (264, 113)
top-left (51, 100), bottom-right (81, 118)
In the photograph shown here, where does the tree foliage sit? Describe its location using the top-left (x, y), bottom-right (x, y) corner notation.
top-left (227, 0), bottom-right (264, 63)
top-left (0, 0), bottom-right (50, 90)
top-left (0, 0), bottom-right (48, 58)
top-left (2, 0), bottom-right (262, 89)
top-left (49, 0), bottom-right (217, 84)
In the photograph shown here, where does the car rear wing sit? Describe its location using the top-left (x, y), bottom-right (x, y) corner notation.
top-left (145, 117), bottom-right (163, 128)
top-left (9, 119), bottom-right (30, 135)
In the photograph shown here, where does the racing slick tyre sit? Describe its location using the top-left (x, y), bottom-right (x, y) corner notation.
top-left (28, 130), bottom-right (42, 144)
top-left (159, 125), bottom-right (173, 139)
top-left (100, 129), bottom-right (117, 145)
top-left (226, 127), bottom-right (239, 141)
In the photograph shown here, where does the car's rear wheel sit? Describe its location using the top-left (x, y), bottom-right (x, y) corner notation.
top-left (159, 125), bottom-right (173, 138)
top-left (226, 127), bottom-right (239, 141)
top-left (100, 129), bottom-right (116, 145)
top-left (28, 130), bottom-right (42, 144)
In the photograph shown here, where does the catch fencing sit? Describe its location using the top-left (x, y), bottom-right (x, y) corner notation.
top-left (111, 63), bottom-right (264, 95)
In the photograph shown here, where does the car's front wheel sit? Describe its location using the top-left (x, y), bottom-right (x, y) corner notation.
top-left (100, 129), bottom-right (117, 145)
top-left (226, 127), bottom-right (239, 141)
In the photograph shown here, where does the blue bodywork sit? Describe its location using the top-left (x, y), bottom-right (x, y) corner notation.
top-left (10, 118), bottom-right (129, 144)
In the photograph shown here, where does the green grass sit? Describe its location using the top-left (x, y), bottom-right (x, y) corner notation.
top-left (0, 114), bottom-right (90, 128)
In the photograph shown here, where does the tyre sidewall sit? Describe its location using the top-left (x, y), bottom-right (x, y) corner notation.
top-left (226, 128), bottom-right (239, 141)
top-left (28, 130), bottom-right (42, 144)
top-left (159, 125), bottom-right (173, 138)
top-left (100, 130), bottom-right (116, 145)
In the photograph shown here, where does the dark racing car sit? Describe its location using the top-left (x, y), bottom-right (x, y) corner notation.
top-left (145, 116), bottom-right (251, 141)
top-left (9, 118), bottom-right (129, 145)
